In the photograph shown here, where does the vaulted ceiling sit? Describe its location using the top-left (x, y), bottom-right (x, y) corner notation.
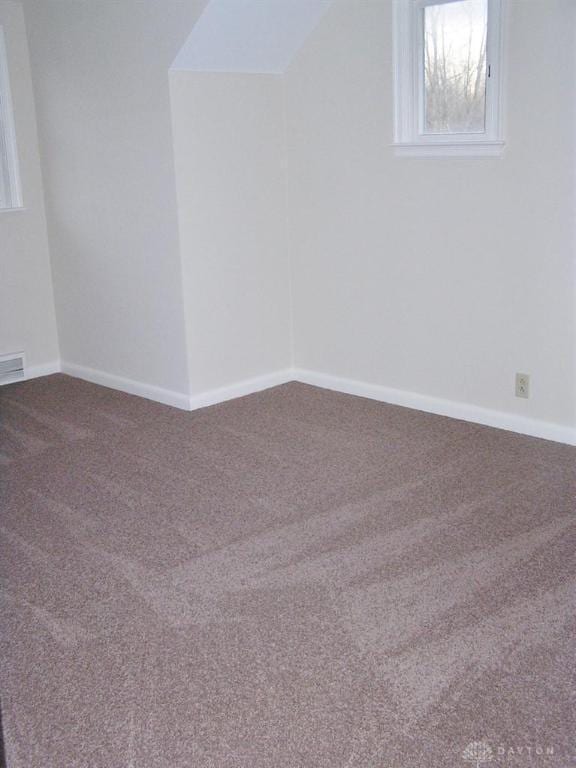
top-left (171, 0), bottom-right (331, 74)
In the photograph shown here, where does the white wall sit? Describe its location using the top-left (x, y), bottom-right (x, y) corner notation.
top-left (23, 0), bottom-right (207, 397)
top-left (0, 0), bottom-right (59, 373)
top-left (12, 0), bottom-right (575, 437)
top-left (170, 72), bottom-right (292, 395)
top-left (285, 0), bottom-right (576, 431)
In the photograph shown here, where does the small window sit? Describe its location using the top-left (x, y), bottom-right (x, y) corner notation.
top-left (0, 26), bottom-right (22, 210)
top-left (393, 0), bottom-right (504, 157)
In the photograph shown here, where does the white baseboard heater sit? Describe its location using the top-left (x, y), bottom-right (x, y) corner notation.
top-left (0, 352), bottom-right (25, 385)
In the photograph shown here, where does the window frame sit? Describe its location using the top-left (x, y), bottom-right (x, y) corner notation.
top-left (0, 25), bottom-right (23, 211)
top-left (393, 0), bottom-right (505, 157)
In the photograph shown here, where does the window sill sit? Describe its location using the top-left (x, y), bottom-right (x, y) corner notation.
top-left (0, 205), bottom-right (26, 214)
top-left (393, 140), bottom-right (505, 158)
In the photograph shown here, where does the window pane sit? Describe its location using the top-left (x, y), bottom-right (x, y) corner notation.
top-left (423, 0), bottom-right (487, 134)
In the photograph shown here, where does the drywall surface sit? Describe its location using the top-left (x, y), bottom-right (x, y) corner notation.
top-left (170, 71), bottom-right (291, 395)
top-left (172, 0), bottom-right (331, 74)
top-left (285, 0), bottom-right (576, 429)
top-left (0, 0), bottom-right (59, 371)
top-left (23, 0), bottom-right (208, 395)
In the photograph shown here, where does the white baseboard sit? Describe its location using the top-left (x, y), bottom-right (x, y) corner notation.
top-left (61, 362), bottom-right (293, 413)
top-left (189, 369), bottom-right (294, 411)
top-left (293, 368), bottom-right (576, 447)
top-left (61, 361), bottom-right (191, 411)
top-left (24, 361), bottom-right (61, 381)
top-left (27, 360), bottom-right (576, 446)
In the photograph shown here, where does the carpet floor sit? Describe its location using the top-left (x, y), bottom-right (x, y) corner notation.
top-left (0, 374), bottom-right (574, 768)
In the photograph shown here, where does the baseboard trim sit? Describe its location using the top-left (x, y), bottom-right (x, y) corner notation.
top-left (27, 361), bottom-right (576, 446)
top-left (61, 361), bottom-right (190, 411)
top-left (293, 368), bottom-right (576, 446)
top-left (24, 361), bottom-right (61, 381)
top-left (189, 369), bottom-right (294, 411)
top-left (61, 362), bottom-right (293, 413)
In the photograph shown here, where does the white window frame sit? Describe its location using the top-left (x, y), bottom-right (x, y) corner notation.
top-left (393, 0), bottom-right (505, 157)
top-left (0, 25), bottom-right (23, 210)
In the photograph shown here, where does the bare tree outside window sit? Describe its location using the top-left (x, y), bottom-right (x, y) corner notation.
top-left (423, 0), bottom-right (487, 134)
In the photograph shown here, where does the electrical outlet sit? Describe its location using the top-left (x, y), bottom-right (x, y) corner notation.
top-left (515, 373), bottom-right (530, 399)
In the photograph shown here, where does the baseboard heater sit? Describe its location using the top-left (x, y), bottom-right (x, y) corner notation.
top-left (0, 352), bottom-right (25, 386)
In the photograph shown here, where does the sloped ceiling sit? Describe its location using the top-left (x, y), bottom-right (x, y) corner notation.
top-left (171, 0), bottom-right (331, 74)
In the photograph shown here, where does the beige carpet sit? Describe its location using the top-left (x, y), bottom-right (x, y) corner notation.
top-left (0, 374), bottom-right (574, 768)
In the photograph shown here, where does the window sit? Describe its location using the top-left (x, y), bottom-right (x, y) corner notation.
top-left (0, 26), bottom-right (22, 210)
top-left (393, 0), bottom-right (504, 157)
